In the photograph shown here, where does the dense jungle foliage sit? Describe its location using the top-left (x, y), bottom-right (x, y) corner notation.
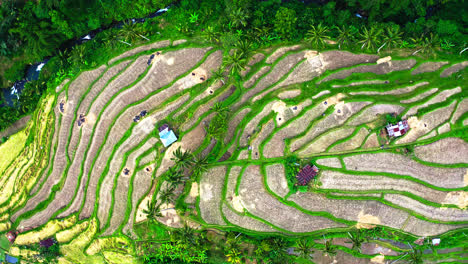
top-left (0, 0), bottom-right (466, 129)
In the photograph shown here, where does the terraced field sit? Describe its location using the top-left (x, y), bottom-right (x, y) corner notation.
top-left (1, 40), bottom-right (467, 263)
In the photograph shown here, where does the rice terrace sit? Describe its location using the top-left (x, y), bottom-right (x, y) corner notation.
top-left (1, 27), bottom-right (468, 264)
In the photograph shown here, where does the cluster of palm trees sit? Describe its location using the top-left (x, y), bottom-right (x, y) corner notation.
top-left (143, 147), bottom-right (209, 223)
top-left (305, 23), bottom-right (448, 56)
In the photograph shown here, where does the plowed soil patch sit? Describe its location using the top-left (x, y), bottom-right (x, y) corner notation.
top-left (343, 153), bottom-right (466, 188)
top-left (414, 137), bottom-right (468, 164)
top-left (238, 165), bottom-right (346, 233)
top-left (199, 166), bottom-right (227, 225)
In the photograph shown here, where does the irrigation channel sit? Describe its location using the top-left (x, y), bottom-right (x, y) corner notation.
top-left (2, 6), bottom-right (170, 107)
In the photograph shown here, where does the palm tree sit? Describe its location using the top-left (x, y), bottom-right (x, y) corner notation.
top-left (411, 33), bottom-right (439, 55)
top-left (202, 26), bottom-right (219, 43)
top-left (171, 147), bottom-right (194, 169)
top-left (235, 40), bottom-right (252, 58)
top-left (322, 239), bottom-right (337, 257)
top-left (306, 23), bottom-right (330, 49)
top-left (211, 67), bottom-right (226, 85)
top-left (69, 45), bottom-right (87, 66)
top-left (378, 26), bottom-right (403, 53)
top-left (296, 239), bottom-right (314, 260)
top-left (359, 26), bottom-right (383, 51)
top-left (142, 199), bottom-right (162, 223)
top-left (165, 167), bottom-right (184, 187)
top-left (192, 155), bottom-right (209, 177)
top-left (336, 26), bottom-right (353, 50)
top-left (224, 51), bottom-right (247, 75)
top-left (226, 248), bottom-right (242, 264)
top-left (212, 102), bottom-right (229, 113)
top-left (119, 20), bottom-right (148, 43)
top-left (228, 8), bottom-right (249, 28)
top-left (406, 249), bottom-right (423, 264)
top-left (347, 231), bottom-right (365, 253)
top-left (158, 186), bottom-right (175, 204)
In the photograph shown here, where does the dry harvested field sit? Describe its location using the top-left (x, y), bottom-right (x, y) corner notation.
top-left (1, 41), bottom-right (467, 263)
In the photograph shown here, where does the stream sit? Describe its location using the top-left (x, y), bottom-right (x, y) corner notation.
top-left (2, 6), bottom-right (169, 107)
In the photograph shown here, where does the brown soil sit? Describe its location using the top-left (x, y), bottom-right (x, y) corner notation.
top-left (316, 158), bottom-right (342, 168)
top-left (265, 45), bottom-right (302, 64)
top-left (385, 194), bottom-right (468, 222)
top-left (398, 101), bottom-right (457, 143)
top-left (404, 87), bottom-right (461, 117)
top-left (329, 127), bottom-right (369, 152)
top-left (440, 61), bottom-right (468, 78)
top-left (320, 170), bottom-right (465, 207)
top-left (277, 89), bottom-right (301, 99)
top-left (451, 98), bottom-right (468, 123)
top-left (12, 66), bottom-right (106, 228)
top-left (80, 48), bottom-right (208, 219)
top-left (239, 101), bottom-right (275, 147)
top-left (199, 166), bottom-right (227, 225)
top-left (343, 152), bottom-right (467, 188)
top-left (291, 101), bottom-right (370, 153)
top-left (68, 60), bottom-right (131, 160)
top-left (412, 61), bottom-right (448, 75)
top-left (289, 191), bottom-right (410, 232)
top-left (234, 51), bottom-right (306, 108)
top-left (318, 59), bottom-right (416, 84)
top-left (312, 90), bottom-right (330, 99)
top-left (350, 81), bottom-right (429, 96)
top-left (403, 216), bottom-right (467, 236)
top-left (248, 53), bottom-right (265, 66)
top-left (225, 166), bottom-right (243, 210)
top-left (320, 51), bottom-right (379, 71)
top-left (263, 101), bottom-right (329, 158)
top-left (109, 40), bottom-right (170, 64)
top-left (347, 104), bottom-right (404, 126)
top-left (298, 126), bottom-right (355, 156)
top-left (238, 165), bottom-right (346, 232)
top-left (414, 137), bottom-right (468, 164)
top-left (224, 108), bottom-right (251, 145)
top-left (172, 39), bottom-right (187, 46)
top-left (221, 204), bottom-right (276, 232)
top-left (243, 66), bottom-right (270, 89)
top-left (102, 139), bottom-right (158, 235)
top-left (400, 88), bottom-right (438, 104)
top-left (122, 168), bottom-right (153, 237)
top-left (333, 79), bottom-right (388, 88)
top-left (251, 119), bottom-right (275, 160)
top-left (265, 163), bottom-right (289, 198)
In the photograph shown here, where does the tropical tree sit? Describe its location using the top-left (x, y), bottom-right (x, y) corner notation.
top-left (226, 248), bottom-right (242, 264)
top-left (212, 102), bottom-right (229, 113)
top-left (336, 26), bottom-right (353, 49)
top-left (306, 24), bottom-right (330, 49)
top-left (359, 26), bottom-right (383, 51)
top-left (411, 33), bottom-right (439, 55)
top-left (165, 166), bottom-right (184, 187)
top-left (378, 26), bottom-right (403, 53)
top-left (171, 147), bottom-right (194, 169)
top-left (322, 239), bottom-right (337, 257)
top-left (142, 199), bottom-right (162, 223)
top-left (224, 50), bottom-right (247, 75)
top-left (347, 231), bottom-right (366, 253)
top-left (211, 67), bottom-right (226, 85)
top-left (119, 20), bottom-right (148, 43)
top-left (69, 45), bottom-right (87, 66)
top-left (192, 155), bottom-right (209, 177)
top-left (228, 8), bottom-right (249, 28)
top-left (406, 249), bottom-right (423, 264)
top-left (235, 40), bottom-right (252, 58)
top-left (202, 26), bottom-right (219, 43)
top-left (296, 239), bottom-right (314, 260)
top-left (158, 186), bottom-right (175, 204)
top-left (274, 7), bottom-right (297, 40)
